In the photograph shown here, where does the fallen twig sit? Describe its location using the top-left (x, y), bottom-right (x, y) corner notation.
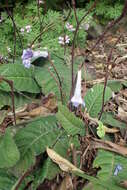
top-left (90, 138), bottom-right (127, 157)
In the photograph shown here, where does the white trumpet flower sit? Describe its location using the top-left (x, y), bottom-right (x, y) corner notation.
top-left (71, 70), bottom-right (85, 107)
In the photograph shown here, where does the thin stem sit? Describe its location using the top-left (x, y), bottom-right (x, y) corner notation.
top-left (37, 0), bottom-right (43, 45)
top-left (98, 35), bottom-right (122, 120)
top-left (0, 77), bottom-right (16, 125)
top-left (70, 1), bottom-right (97, 97)
top-left (5, 3), bottom-right (23, 50)
top-left (14, 168), bottom-right (33, 190)
top-left (48, 56), bottom-right (64, 104)
top-left (72, 0), bottom-right (78, 25)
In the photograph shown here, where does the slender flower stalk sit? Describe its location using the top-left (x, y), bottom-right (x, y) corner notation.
top-left (71, 70), bottom-right (85, 107)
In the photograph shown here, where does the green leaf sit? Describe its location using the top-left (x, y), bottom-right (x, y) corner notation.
top-left (0, 90), bottom-right (31, 109)
top-left (101, 112), bottom-right (126, 129)
top-left (0, 64), bottom-right (40, 93)
top-left (122, 81), bottom-right (127, 87)
top-left (84, 84), bottom-right (112, 118)
top-left (73, 171), bottom-right (117, 190)
top-left (14, 148), bottom-right (35, 173)
top-left (0, 129), bottom-right (20, 168)
top-left (56, 103), bottom-right (85, 136)
top-left (34, 56), bottom-right (79, 102)
top-left (107, 80), bottom-right (122, 92)
top-left (0, 169), bottom-right (17, 190)
top-left (92, 150), bottom-right (127, 189)
top-left (32, 133), bottom-right (70, 189)
top-left (14, 116), bottom-right (59, 171)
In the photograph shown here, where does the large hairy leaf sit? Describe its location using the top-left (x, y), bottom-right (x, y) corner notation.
top-left (0, 63), bottom-right (40, 93)
top-left (14, 116), bottom-right (59, 171)
top-left (0, 129), bottom-right (20, 168)
top-left (34, 57), bottom-right (79, 102)
top-left (0, 90), bottom-right (31, 109)
top-left (0, 169), bottom-right (32, 190)
top-left (32, 133), bottom-right (70, 189)
top-left (92, 150), bottom-right (127, 189)
top-left (35, 61), bottom-right (70, 101)
top-left (32, 133), bottom-right (81, 189)
top-left (56, 104), bottom-right (85, 136)
top-left (0, 170), bottom-right (17, 190)
top-left (84, 84), bottom-right (112, 118)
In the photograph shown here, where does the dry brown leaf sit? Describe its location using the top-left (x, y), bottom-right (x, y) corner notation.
top-left (47, 147), bottom-right (83, 173)
top-left (8, 106), bottom-right (52, 119)
top-left (120, 180), bottom-right (127, 188)
top-left (28, 106), bottom-right (52, 117)
top-left (41, 93), bottom-right (57, 111)
top-left (118, 107), bottom-right (127, 122)
top-left (104, 126), bottom-right (119, 133)
top-left (90, 138), bottom-right (127, 157)
top-left (57, 175), bottom-right (73, 190)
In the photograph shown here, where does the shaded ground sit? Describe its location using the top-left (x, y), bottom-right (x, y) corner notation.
top-left (37, 25), bottom-right (127, 190)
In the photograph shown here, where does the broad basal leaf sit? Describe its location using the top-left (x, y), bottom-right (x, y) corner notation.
top-left (56, 103), bottom-right (85, 136)
top-left (84, 84), bottom-right (112, 118)
top-left (34, 56), bottom-right (79, 102)
top-left (0, 129), bottom-right (20, 168)
top-left (0, 90), bottom-right (31, 109)
top-left (0, 169), bottom-right (17, 190)
top-left (14, 116), bottom-right (59, 171)
top-left (32, 133), bottom-right (70, 189)
top-left (93, 150), bottom-right (127, 189)
top-left (0, 63), bottom-right (40, 93)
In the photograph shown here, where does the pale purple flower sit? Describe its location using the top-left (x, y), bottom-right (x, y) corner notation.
top-left (58, 36), bottom-right (64, 45)
top-left (21, 49), bottom-right (48, 68)
top-left (22, 59), bottom-right (31, 68)
top-left (114, 164), bottom-right (122, 176)
top-left (80, 23), bottom-right (90, 31)
top-left (25, 25), bottom-right (31, 33)
top-left (21, 49), bottom-right (33, 68)
top-left (84, 23), bottom-right (90, 31)
top-left (71, 70), bottom-right (85, 107)
top-left (58, 35), bottom-right (70, 45)
top-left (7, 47), bottom-right (11, 53)
top-left (33, 50), bottom-right (48, 58)
top-left (22, 49), bottom-right (33, 60)
top-left (65, 22), bottom-right (75, 32)
top-left (20, 28), bottom-right (25, 34)
top-left (38, 0), bottom-right (44, 4)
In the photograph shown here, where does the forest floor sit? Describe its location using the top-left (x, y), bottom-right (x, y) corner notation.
top-left (37, 26), bottom-right (127, 190)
